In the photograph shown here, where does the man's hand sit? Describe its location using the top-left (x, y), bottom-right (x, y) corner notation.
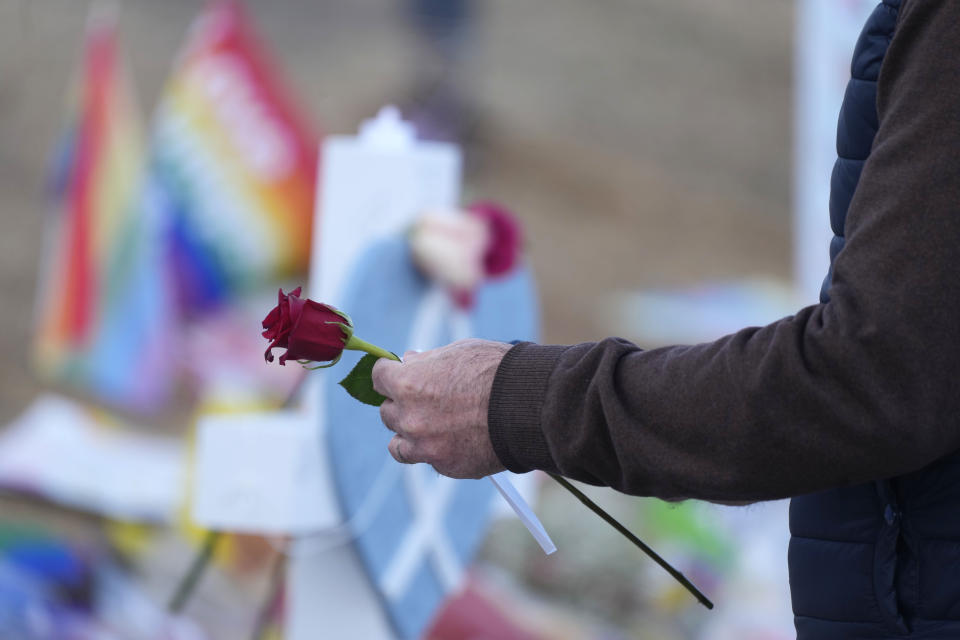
top-left (372, 338), bottom-right (512, 478)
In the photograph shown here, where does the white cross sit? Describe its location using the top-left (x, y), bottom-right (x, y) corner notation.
top-left (378, 287), bottom-right (467, 600)
top-left (379, 467), bottom-right (463, 600)
top-left (377, 285), bottom-right (556, 601)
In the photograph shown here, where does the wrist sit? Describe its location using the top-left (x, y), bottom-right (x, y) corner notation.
top-left (487, 342), bottom-right (568, 474)
top-left (476, 341), bottom-right (512, 431)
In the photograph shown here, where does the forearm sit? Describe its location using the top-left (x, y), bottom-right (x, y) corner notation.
top-left (490, 301), bottom-right (950, 502)
top-left (488, 0), bottom-right (960, 501)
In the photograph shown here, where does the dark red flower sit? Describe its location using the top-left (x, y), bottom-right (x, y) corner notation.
top-left (467, 201), bottom-right (523, 278)
top-left (262, 287), bottom-right (352, 366)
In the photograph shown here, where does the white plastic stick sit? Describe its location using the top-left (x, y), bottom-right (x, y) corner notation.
top-left (488, 472), bottom-right (556, 555)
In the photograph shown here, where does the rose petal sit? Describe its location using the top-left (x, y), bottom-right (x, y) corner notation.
top-left (261, 288), bottom-right (352, 366)
top-left (262, 306), bottom-right (279, 330)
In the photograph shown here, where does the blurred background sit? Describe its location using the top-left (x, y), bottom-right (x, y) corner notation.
top-left (0, 0), bottom-right (872, 638)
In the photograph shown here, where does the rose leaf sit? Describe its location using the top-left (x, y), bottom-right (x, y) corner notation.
top-left (339, 353), bottom-right (387, 407)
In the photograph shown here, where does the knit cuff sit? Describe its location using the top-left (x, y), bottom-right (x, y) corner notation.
top-left (488, 342), bottom-right (568, 474)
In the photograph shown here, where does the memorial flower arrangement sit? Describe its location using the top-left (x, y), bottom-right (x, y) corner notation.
top-left (409, 202), bottom-right (523, 308)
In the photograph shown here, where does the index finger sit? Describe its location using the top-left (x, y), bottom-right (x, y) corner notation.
top-left (371, 357), bottom-right (403, 398)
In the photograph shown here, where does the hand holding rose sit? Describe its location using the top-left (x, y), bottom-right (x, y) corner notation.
top-left (372, 339), bottom-right (512, 478)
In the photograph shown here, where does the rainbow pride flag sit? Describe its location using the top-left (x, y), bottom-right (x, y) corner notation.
top-left (35, 10), bottom-right (175, 412)
top-left (148, 0), bottom-right (318, 313)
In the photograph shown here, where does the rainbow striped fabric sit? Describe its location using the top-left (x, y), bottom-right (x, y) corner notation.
top-left (149, 0), bottom-right (317, 313)
top-left (35, 12), bottom-right (175, 412)
top-left (35, 2), bottom-right (318, 412)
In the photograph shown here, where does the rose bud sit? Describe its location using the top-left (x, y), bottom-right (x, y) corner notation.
top-left (262, 287), bottom-right (353, 367)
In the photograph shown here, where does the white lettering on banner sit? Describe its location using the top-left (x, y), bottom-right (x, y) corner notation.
top-left (153, 103), bottom-right (273, 277)
top-left (189, 53), bottom-right (295, 180)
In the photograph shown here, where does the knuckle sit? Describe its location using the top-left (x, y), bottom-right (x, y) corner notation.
top-left (397, 375), bottom-right (419, 397)
top-left (388, 437), bottom-right (402, 462)
top-left (398, 414), bottom-right (419, 437)
top-left (379, 400), bottom-right (399, 432)
top-left (404, 441), bottom-right (421, 464)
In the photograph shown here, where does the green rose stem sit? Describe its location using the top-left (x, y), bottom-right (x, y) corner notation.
top-left (548, 472), bottom-right (714, 610)
top-left (346, 335), bottom-right (400, 362)
top-left (167, 530), bottom-right (222, 613)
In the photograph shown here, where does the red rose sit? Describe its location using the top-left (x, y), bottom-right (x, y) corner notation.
top-left (262, 287), bottom-right (352, 366)
top-left (467, 201), bottom-right (522, 278)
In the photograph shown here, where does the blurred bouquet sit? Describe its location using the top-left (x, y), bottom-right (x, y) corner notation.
top-left (409, 203), bottom-right (523, 308)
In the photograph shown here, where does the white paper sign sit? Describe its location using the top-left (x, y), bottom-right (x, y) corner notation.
top-left (311, 106), bottom-right (462, 308)
top-left (192, 411), bottom-right (334, 534)
top-left (0, 394), bottom-right (184, 522)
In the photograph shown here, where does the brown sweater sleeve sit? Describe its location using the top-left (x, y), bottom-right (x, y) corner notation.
top-left (488, 0), bottom-right (960, 502)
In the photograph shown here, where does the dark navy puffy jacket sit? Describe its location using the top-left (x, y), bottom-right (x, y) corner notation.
top-left (790, 1), bottom-right (960, 637)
